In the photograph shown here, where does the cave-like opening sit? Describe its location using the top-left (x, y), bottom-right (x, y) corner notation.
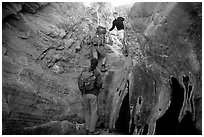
top-left (155, 76), bottom-right (184, 134)
top-left (115, 91), bottom-right (130, 134)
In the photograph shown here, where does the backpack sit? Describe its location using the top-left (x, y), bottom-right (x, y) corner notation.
top-left (92, 34), bottom-right (106, 46)
top-left (96, 26), bottom-right (106, 34)
top-left (78, 68), bottom-right (96, 92)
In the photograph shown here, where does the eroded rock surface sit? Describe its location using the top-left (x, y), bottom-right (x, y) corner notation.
top-left (128, 2), bottom-right (201, 134)
top-left (2, 2), bottom-right (202, 135)
top-left (2, 2), bottom-right (113, 134)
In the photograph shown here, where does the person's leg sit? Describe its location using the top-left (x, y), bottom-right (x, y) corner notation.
top-left (91, 46), bottom-right (98, 60)
top-left (118, 30), bottom-right (124, 47)
top-left (83, 94), bottom-right (90, 132)
top-left (102, 56), bottom-right (107, 65)
top-left (117, 30), bottom-right (124, 42)
top-left (101, 34), bottom-right (106, 46)
top-left (118, 30), bottom-right (129, 56)
top-left (97, 47), bottom-right (108, 72)
top-left (99, 46), bottom-right (107, 65)
top-left (109, 33), bottom-right (121, 47)
top-left (89, 94), bottom-right (98, 133)
top-left (110, 34), bottom-right (115, 45)
top-left (115, 31), bottom-right (123, 47)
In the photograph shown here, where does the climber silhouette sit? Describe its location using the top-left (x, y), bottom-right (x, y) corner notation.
top-left (91, 26), bottom-right (108, 72)
top-left (109, 12), bottom-right (124, 46)
top-left (108, 12), bottom-right (128, 56)
top-left (78, 58), bottom-right (103, 135)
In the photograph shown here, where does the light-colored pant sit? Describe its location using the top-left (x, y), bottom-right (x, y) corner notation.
top-left (109, 29), bottom-right (124, 48)
top-left (83, 94), bottom-right (98, 132)
top-left (91, 46), bottom-right (107, 65)
top-left (117, 29), bottom-right (124, 41)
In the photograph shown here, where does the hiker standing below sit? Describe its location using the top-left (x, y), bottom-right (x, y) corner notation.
top-left (78, 58), bottom-right (102, 135)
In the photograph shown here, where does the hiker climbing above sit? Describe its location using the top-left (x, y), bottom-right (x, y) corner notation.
top-left (109, 12), bottom-right (125, 46)
top-left (78, 58), bottom-right (103, 135)
top-left (91, 26), bottom-right (108, 72)
top-left (109, 12), bottom-right (128, 57)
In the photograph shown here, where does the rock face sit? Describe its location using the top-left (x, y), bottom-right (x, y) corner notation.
top-left (128, 2), bottom-right (202, 134)
top-left (2, 2), bottom-right (202, 135)
top-left (2, 2), bottom-right (113, 134)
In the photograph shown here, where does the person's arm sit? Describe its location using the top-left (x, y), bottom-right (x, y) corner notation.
top-left (78, 68), bottom-right (87, 95)
top-left (95, 70), bottom-right (102, 90)
top-left (78, 74), bottom-right (85, 95)
top-left (109, 20), bottom-right (115, 31)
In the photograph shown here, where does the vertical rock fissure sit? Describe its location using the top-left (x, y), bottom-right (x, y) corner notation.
top-left (115, 91), bottom-right (130, 134)
top-left (142, 123), bottom-right (149, 135)
top-left (155, 76), bottom-right (184, 134)
top-left (129, 116), bottom-right (135, 134)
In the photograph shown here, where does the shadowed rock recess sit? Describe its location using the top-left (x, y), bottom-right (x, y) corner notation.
top-left (2, 2), bottom-right (202, 135)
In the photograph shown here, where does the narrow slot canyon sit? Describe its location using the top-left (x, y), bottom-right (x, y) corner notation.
top-left (2, 2), bottom-right (202, 135)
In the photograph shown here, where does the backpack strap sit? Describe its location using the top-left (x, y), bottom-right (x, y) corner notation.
top-left (93, 67), bottom-right (102, 90)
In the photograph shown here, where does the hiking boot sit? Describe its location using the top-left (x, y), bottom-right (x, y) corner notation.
top-left (89, 131), bottom-right (100, 135)
top-left (85, 130), bottom-right (89, 135)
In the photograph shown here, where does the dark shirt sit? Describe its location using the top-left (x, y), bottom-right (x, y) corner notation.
top-left (109, 17), bottom-right (125, 31)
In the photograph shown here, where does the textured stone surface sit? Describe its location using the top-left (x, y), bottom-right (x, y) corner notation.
top-left (128, 2), bottom-right (201, 134)
top-left (2, 2), bottom-right (202, 135)
top-left (2, 2), bottom-right (113, 134)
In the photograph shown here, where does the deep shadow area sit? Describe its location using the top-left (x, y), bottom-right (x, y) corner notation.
top-left (155, 76), bottom-right (200, 135)
top-left (177, 111), bottom-right (201, 135)
top-left (129, 117), bottom-right (135, 134)
top-left (155, 76), bottom-right (184, 134)
top-left (115, 91), bottom-right (130, 134)
top-left (142, 123), bottom-right (148, 135)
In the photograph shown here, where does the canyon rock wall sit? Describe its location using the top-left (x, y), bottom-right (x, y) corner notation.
top-left (128, 2), bottom-right (201, 134)
top-left (2, 2), bottom-right (202, 135)
top-left (2, 2), bottom-right (113, 134)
